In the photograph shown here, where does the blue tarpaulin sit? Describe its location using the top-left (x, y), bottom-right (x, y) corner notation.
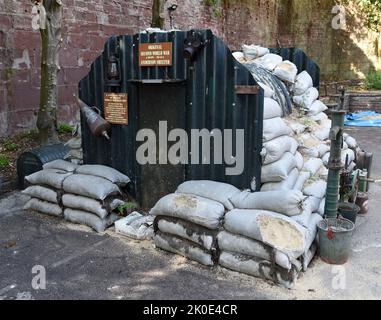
top-left (345, 111), bottom-right (381, 127)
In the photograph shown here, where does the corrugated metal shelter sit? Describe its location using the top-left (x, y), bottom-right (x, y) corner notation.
top-left (78, 29), bottom-right (319, 208)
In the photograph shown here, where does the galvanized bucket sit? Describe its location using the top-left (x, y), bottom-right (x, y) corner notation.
top-left (317, 218), bottom-right (355, 265)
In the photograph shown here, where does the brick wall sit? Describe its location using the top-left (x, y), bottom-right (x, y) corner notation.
top-left (0, 0), bottom-right (380, 137)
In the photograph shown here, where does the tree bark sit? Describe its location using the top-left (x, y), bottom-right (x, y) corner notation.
top-left (36, 0), bottom-right (62, 145)
top-left (151, 0), bottom-right (166, 29)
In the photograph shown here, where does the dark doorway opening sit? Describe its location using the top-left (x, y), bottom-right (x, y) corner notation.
top-left (137, 83), bottom-right (186, 209)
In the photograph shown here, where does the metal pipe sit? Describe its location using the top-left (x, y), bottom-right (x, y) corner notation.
top-left (324, 109), bottom-right (346, 218)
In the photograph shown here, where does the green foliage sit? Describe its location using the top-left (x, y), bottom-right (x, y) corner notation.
top-left (117, 201), bottom-right (139, 216)
top-left (364, 71), bottom-right (381, 90)
top-left (205, 0), bottom-right (222, 18)
top-left (357, 0), bottom-right (381, 31)
top-left (58, 123), bottom-right (74, 134)
top-left (0, 155), bottom-right (10, 170)
top-left (3, 140), bottom-right (17, 152)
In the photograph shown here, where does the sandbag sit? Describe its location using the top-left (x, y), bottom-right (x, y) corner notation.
top-left (217, 231), bottom-right (301, 270)
top-left (301, 243), bottom-right (317, 272)
top-left (75, 165), bottom-right (130, 186)
top-left (317, 144), bottom-right (331, 157)
top-left (347, 161), bottom-right (356, 172)
top-left (261, 152), bottom-right (296, 183)
top-left (312, 126), bottom-right (330, 141)
top-left (299, 146), bottom-right (319, 158)
top-left (318, 198), bottom-right (325, 216)
top-left (219, 251), bottom-right (299, 289)
top-left (322, 152), bottom-right (330, 166)
top-left (150, 193), bottom-right (225, 229)
top-left (25, 169), bottom-right (72, 189)
top-left (263, 117), bottom-right (292, 142)
top-left (290, 138), bottom-right (299, 155)
top-left (293, 87), bottom-right (319, 109)
top-left (63, 174), bottom-right (120, 200)
top-left (154, 231), bottom-right (214, 266)
top-left (310, 112), bottom-right (328, 123)
top-left (291, 205), bottom-right (312, 228)
top-left (232, 51), bottom-right (245, 62)
top-left (318, 166), bottom-right (329, 180)
top-left (303, 158), bottom-right (324, 176)
top-left (63, 208), bottom-right (119, 233)
top-left (242, 45), bottom-right (269, 60)
top-left (43, 159), bottom-right (79, 172)
top-left (115, 214), bottom-right (154, 240)
top-left (62, 194), bottom-right (109, 219)
top-left (253, 53), bottom-right (283, 71)
top-left (230, 190), bottom-right (304, 216)
top-left (258, 82), bottom-right (274, 98)
top-left (284, 119), bottom-right (307, 135)
top-left (263, 98), bottom-right (282, 119)
top-left (292, 71), bottom-right (313, 96)
top-left (24, 198), bottom-right (62, 217)
top-left (156, 217), bottom-right (217, 251)
top-left (295, 152), bottom-right (304, 171)
top-left (263, 136), bottom-right (297, 165)
top-left (346, 136), bottom-right (358, 149)
top-left (176, 180), bottom-right (240, 210)
top-left (294, 171), bottom-right (311, 191)
top-left (303, 180), bottom-right (327, 199)
top-left (307, 100), bottom-right (327, 116)
top-left (261, 168), bottom-right (299, 191)
top-left (22, 185), bottom-right (58, 203)
top-left (273, 60), bottom-right (298, 83)
top-left (342, 141), bottom-right (348, 150)
top-left (305, 196), bottom-right (321, 213)
top-left (342, 149), bottom-right (355, 165)
top-left (224, 209), bottom-right (310, 258)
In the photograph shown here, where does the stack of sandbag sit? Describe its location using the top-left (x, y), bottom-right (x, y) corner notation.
top-left (23, 160), bottom-right (78, 218)
top-left (218, 193), bottom-right (322, 288)
top-left (150, 180), bottom-right (241, 266)
top-left (62, 165), bottom-right (128, 232)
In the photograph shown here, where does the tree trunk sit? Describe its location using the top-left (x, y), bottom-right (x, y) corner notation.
top-left (36, 0), bottom-right (62, 145)
top-left (151, 0), bottom-right (166, 29)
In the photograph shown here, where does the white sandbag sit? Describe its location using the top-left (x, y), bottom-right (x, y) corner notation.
top-left (312, 126), bottom-right (330, 141)
top-left (150, 193), bottom-right (225, 229)
top-left (242, 45), bottom-right (269, 60)
top-left (258, 82), bottom-right (274, 98)
top-left (253, 53), bottom-right (283, 71)
top-left (342, 141), bottom-right (348, 150)
top-left (62, 194), bottom-right (109, 219)
top-left (75, 165), bottom-right (130, 186)
top-left (232, 51), bottom-right (245, 62)
top-left (297, 132), bottom-right (321, 149)
top-left (217, 231), bottom-right (300, 270)
top-left (124, 211), bottom-right (144, 225)
top-left (299, 146), bottom-right (319, 158)
top-left (284, 119), bottom-right (307, 135)
top-left (318, 166), bottom-right (329, 180)
top-left (342, 148), bottom-right (355, 165)
top-left (347, 161), bottom-right (356, 172)
top-left (263, 98), bottom-right (282, 119)
top-left (261, 168), bottom-right (299, 191)
top-left (293, 71), bottom-right (313, 96)
top-left (64, 137), bottom-right (82, 149)
top-left (230, 190), bottom-right (304, 216)
top-left (219, 251), bottom-right (299, 289)
top-left (22, 186), bottom-right (58, 203)
top-left (176, 180), bottom-right (240, 211)
top-left (293, 87), bottom-right (319, 109)
top-left (224, 209), bottom-right (310, 258)
top-left (343, 133), bottom-right (349, 140)
top-left (318, 198), bottom-right (325, 216)
top-left (303, 158), bottom-right (323, 176)
top-left (290, 138), bottom-right (299, 155)
top-left (317, 144), bottom-right (331, 157)
top-left (25, 169), bottom-right (72, 189)
top-left (305, 196), bottom-right (321, 213)
top-left (263, 117), bottom-right (292, 142)
top-left (43, 159), bottom-right (79, 172)
top-left (154, 232), bottom-right (214, 266)
top-left (156, 217), bottom-right (216, 251)
top-left (294, 171), bottom-right (311, 191)
top-left (322, 152), bottom-right (330, 166)
top-left (24, 198), bottom-right (62, 217)
top-left (345, 136), bottom-right (358, 149)
top-left (305, 214), bottom-right (323, 250)
top-left (273, 60), bottom-right (298, 83)
top-left (261, 152), bottom-right (296, 183)
top-left (291, 205), bottom-right (312, 228)
top-left (262, 136), bottom-right (297, 165)
top-left (63, 208), bottom-right (119, 233)
top-left (63, 174), bottom-right (121, 200)
top-left (302, 243), bottom-right (317, 272)
top-left (310, 112), bottom-right (328, 123)
top-left (295, 152), bottom-right (304, 171)
top-left (307, 100), bottom-right (328, 116)
top-left (303, 180), bottom-right (327, 199)
top-left (115, 215), bottom-right (154, 240)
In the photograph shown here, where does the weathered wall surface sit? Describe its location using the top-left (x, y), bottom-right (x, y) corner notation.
top-left (0, 0), bottom-right (380, 136)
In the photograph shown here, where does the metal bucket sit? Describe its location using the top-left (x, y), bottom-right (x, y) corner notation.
top-left (338, 202), bottom-right (360, 223)
top-left (317, 218), bottom-right (355, 265)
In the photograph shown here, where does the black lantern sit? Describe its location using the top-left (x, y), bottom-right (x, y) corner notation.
top-left (106, 53), bottom-right (121, 87)
top-left (183, 32), bottom-right (206, 61)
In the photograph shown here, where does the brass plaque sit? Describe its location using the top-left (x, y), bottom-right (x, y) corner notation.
top-left (139, 42), bottom-right (173, 67)
top-left (104, 93), bottom-right (128, 125)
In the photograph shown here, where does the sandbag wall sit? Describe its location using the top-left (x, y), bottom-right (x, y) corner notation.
top-left (22, 160), bottom-right (128, 233)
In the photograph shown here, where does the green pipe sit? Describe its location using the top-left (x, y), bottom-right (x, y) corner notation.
top-left (324, 110), bottom-right (346, 218)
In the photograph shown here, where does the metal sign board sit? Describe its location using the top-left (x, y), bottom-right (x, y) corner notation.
top-left (104, 93), bottom-right (128, 125)
top-left (139, 42), bottom-right (173, 67)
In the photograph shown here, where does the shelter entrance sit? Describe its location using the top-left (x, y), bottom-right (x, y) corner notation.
top-left (137, 82), bottom-right (186, 209)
